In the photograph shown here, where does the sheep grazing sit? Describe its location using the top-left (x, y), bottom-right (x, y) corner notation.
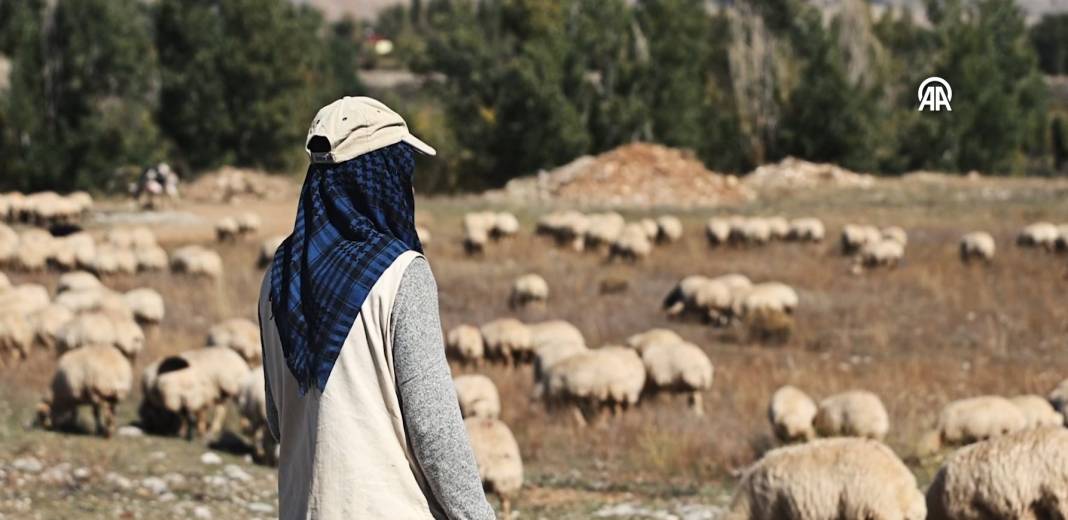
top-left (1054, 223), bottom-right (1068, 252)
top-left (655, 215), bottom-right (683, 243)
top-left (705, 217), bottom-right (731, 246)
top-left (238, 366), bottom-right (277, 465)
top-left (491, 212), bottom-right (520, 240)
top-left (926, 427), bottom-right (1068, 520)
top-left (14, 229), bottom-right (54, 271)
top-left (583, 212), bottom-right (625, 251)
top-left (52, 232), bottom-right (96, 271)
top-left (215, 217), bottom-right (240, 242)
top-left (27, 304), bottom-right (74, 351)
top-left (638, 218), bottom-right (659, 241)
top-left (7, 284), bottom-right (50, 315)
top-left (57, 311), bottom-right (145, 360)
top-left (171, 245), bottom-right (223, 279)
top-left (40, 344), bottom-right (132, 437)
top-left (928, 396), bottom-right (1027, 450)
top-left (480, 318), bottom-right (533, 366)
top-left (87, 243), bottom-right (138, 275)
top-left (258, 235), bottom-right (286, 268)
top-left (206, 318), bottom-right (261, 364)
top-left (813, 390), bottom-right (890, 441)
top-left (141, 355), bottom-right (220, 439)
top-left (57, 271), bottom-right (101, 295)
top-left (134, 246), bottom-right (169, 272)
top-left (536, 210), bottom-right (588, 251)
top-left (177, 347), bottom-right (251, 435)
top-left (786, 218), bottom-right (825, 242)
top-left (1008, 394), bottom-right (1063, 428)
top-left (625, 328), bottom-right (684, 353)
top-left (236, 212), bottom-right (262, 236)
top-left (609, 223), bottom-right (653, 261)
top-left (454, 374), bottom-right (500, 419)
top-left (731, 282), bottom-right (799, 319)
top-left (729, 217), bottom-right (772, 246)
top-left (663, 275), bottom-right (732, 324)
top-left (840, 224), bottom-right (881, 255)
top-left (959, 231), bottom-right (995, 263)
top-left (1016, 221), bottom-right (1058, 250)
top-left (462, 211), bottom-right (494, 255)
top-left (768, 385), bottom-right (818, 443)
top-left (446, 324), bottom-right (485, 366)
top-left (727, 438), bottom-right (926, 520)
top-left (0, 313), bottom-right (33, 364)
top-left (764, 216), bottom-right (790, 241)
top-left (464, 417), bottom-right (523, 518)
top-left (881, 226), bottom-right (908, 246)
top-left (541, 346), bottom-right (646, 425)
top-left (0, 224), bottom-right (17, 264)
top-left (638, 341), bottom-right (713, 415)
top-left (509, 273), bottom-right (549, 309)
top-left (123, 288), bottom-right (165, 325)
top-left (0, 271), bottom-right (9, 292)
top-left (1049, 379), bottom-right (1068, 422)
top-left (857, 239), bottom-right (905, 269)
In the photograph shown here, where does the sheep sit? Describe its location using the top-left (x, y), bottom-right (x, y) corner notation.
top-left (236, 212), bottom-right (261, 236)
top-left (509, 273), bottom-right (549, 309)
top-left (536, 210), bottom-right (588, 251)
top-left (135, 246), bottom-right (169, 272)
top-left (6, 283), bottom-right (50, 315)
top-left (732, 282), bottom-right (799, 318)
top-left (929, 396), bottom-right (1027, 449)
top-left (0, 313), bottom-right (33, 364)
top-left (170, 245), bottom-right (223, 279)
top-left (881, 226), bottom-right (908, 246)
top-left (128, 226), bottom-right (157, 250)
top-left (1008, 394), bottom-right (1063, 429)
top-left (528, 320), bottom-right (585, 351)
top-left (1049, 379), bottom-right (1068, 422)
top-left (27, 304), bottom-right (73, 351)
top-left (123, 288), bottom-right (165, 325)
top-left (609, 223), bottom-right (654, 261)
top-left (730, 218), bottom-right (772, 246)
top-left (446, 324), bottom-right (485, 366)
top-left (0, 224), bottom-right (16, 264)
top-left (583, 212), bottom-right (625, 250)
top-left (858, 239), bottom-right (905, 268)
top-left (637, 218), bottom-right (659, 241)
top-left (104, 228), bottom-right (134, 249)
top-left (625, 328), bottom-right (684, 353)
top-left (39, 344), bottom-right (132, 437)
top-left (480, 318), bottom-right (533, 366)
top-left (813, 390), bottom-right (890, 441)
top-left (765, 216), bottom-right (791, 241)
top-left (206, 318), bottom-right (261, 364)
top-left (542, 346), bottom-right (646, 424)
top-left (464, 417), bottom-right (523, 518)
top-left (0, 271), bottom-right (9, 292)
top-left (57, 272), bottom-right (101, 296)
top-left (726, 437), bottom-right (926, 520)
top-left (638, 341), bottom-right (713, 415)
top-left (54, 287), bottom-right (126, 316)
top-left (52, 232), bottom-right (95, 271)
top-left (178, 347), bottom-right (251, 435)
top-left (662, 275), bottom-right (731, 323)
top-left (238, 366), bottom-right (276, 464)
top-left (258, 235), bottom-right (286, 268)
top-left (14, 229), bottom-right (54, 271)
top-left (142, 356), bottom-right (220, 440)
top-left (56, 311), bottom-right (144, 360)
top-left (768, 385), bottom-right (818, 443)
top-left (705, 217), bottom-right (732, 246)
top-left (959, 231), bottom-right (995, 263)
top-left (787, 218), bottom-right (825, 242)
top-left (453, 374), bottom-right (500, 419)
top-left (926, 427), bottom-right (1068, 520)
top-left (1016, 222), bottom-right (1058, 250)
top-left (1055, 223), bottom-right (1068, 252)
top-left (215, 217), bottom-right (240, 242)
top-left (491, 212), bottom-right (520, 240)
top-left (462, 212), bottom-right (494, 255)
top-left (655, 215), bottom-right (683, 243)
top-left (840, 224), bottom-right (881, 255)
top-left (531, 341), bottom-right (588, 386)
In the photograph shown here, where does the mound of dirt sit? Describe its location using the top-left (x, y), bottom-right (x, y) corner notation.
top-left (185, 167), bottom-right (297, 204)
top-left (489, 143), bottom-right (753, 208)
top-left (743, 157), bottom-right (875, 190)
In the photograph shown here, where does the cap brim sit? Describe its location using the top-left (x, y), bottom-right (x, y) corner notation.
top-left (402, 134), bottom-right (437, 156)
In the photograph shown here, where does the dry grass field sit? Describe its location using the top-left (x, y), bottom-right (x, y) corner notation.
top-left (1, 174), bottom-right (1067, 518)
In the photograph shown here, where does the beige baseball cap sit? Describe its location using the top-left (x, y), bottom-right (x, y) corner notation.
top-left (305, 96), bottom-right (436, 164)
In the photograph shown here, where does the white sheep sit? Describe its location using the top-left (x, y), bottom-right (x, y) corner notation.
top-left (768, 385), bottom-right (818, 444)
top-left (464, 417), bottom-right (523, 518)
top-left (56, 311), bottom-right (145, 360)
top-left (179, 347), bottom-right (251, 435)
top-left (727, 438), bottom-right (926, 520)
top-left (123, 288), bottom-right (165, 325)
top-left (171, 245), bottom-right (223, 279)
top-left (27, 304), bottom-right (73, 351)
top-left (509, 273), bottom-right (549, 309)
top-left (462, 212), bottom-right (494, 255)
top-left (609, 223), bottom-right (653, 261)
top-left (542, 346), bottom-right (646, 424)
top-left (134, 246), bottom-right (169, 272)
top-left (926, 427), bottom-right (1068, 520)
top-left (639, 341), bottom-right (713, 415)
top-left (40, 344), bottom-right (132, 437)
top-left (528, 320), bottom-right (585, 351)
top-left (625, 328), bottom-right (684, 353)
top-left (7, 283), bottom-right (50, 315)
top-left (215, 217), bottom-right (240, 242)
top-left (206, 318), bottom-right (261, 364)
top-left (730, 217), bottom-right (771, 246)
top-left (959, 231), bottom-right (995, 263)
top-left (491, 212), bottom-right (520, 239)
top-left (536, 210), bottom-right (588, 251)
top-left (881, 226), bottom-right (908, 246)
top-left (14, 229), bottom-right (54, 271)
top-left (813, 390), bottom-right (890, 441)
top-left (480, 318), bottom-right (533, 366)
top-left (840, 224), bottom-right (881, 255)
top-left (1016, 222), bottom-right (1058, 250)
top-left (705, 217), bottom-right (731, 246)
top-left (142, 355), bottom-right (220, 439)
top-left (638, 218), bottom-right (659, 241)
top-left (765, 216), bottom-right (791, 241)
top-left (930, 395), bottom-right (1027, 449)
top-left (0, 223), bottom-right (17, 264)
top-left (454, 374), bottom-right (500, 419)
top-left (655, 215), bottom-right (683, 243)
top-left (57, 270), bottom-right (102, 294)
top-left (731, 282), bottom-right (799, 318)
top-left (238, 366), bottom-right (276, 464)
top-left (446, 324), bottom-right (485, 366)
top-left (52, 232), bottom-right (96, 271)
top-left (583, 212), bottom-right (625, 250)
top-left (787, 218), bottom-right (825, 242)
top-left (1008, 394), bottom-right (1063, 428)
top-left (0, 313), bottom-right (33, 364)
top-left (236, 212), bottom-right (262, 236)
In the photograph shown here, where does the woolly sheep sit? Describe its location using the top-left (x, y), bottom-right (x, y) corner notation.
top-left (171, 245), bottom-right (223, 279)
top-left (1009, 394), bottom-right (1063, 428)
top-left (858, 239), bottom-right (904, 268)
top-left (238, 366), bottom-right (276, 464)
top-left (462, 212), bottom-right (494, 254)
top-left (536, 210), bottom-right (588, 251)
top-left (528, 320), bottom-right (585, 351)
top-left (104, 228), bottom-right (135, 249)
top-left (881, 226), bottom-right (908, 246)
top-left (180, 347), bottom-right (251, 434)
top-left (625, 328), bottom-right (684, 353)
top-left (933, 395), bottom-right (1027, 448)
top-left (258, 235), bottom-right (286, 268)
top-left (705, 217), bottom-right (731, 246)
top-left (639, 341), bottom-right (713, 415)
top-left (135, 246), bottom-right (169, 272)
top-left (56, 311), bottom-right (144, 360)
top-left (768, 385), bottom-right (818, 443)
top-left (542, 346), bottom-right (646, 424)
top-left (730, 218), bottom-right (772, 246)
top-left (509, 273), bottom-right (549, 309)
top-left (143, 356), bottom-right (220, 439)
top-left (40, 344), bottom-right (132, 437)
top-left (926, 427), bottom-right (1068, 520)
top-left (959, 231), bottom-right (995, 263)
top-left (662, 275), bottom-right (733, 323)
top-left (609, 223), bottom-right (654, 261)
top-left (14, 230), bottom-right (53, 270)
top-left (454, 374), bottom-right (501, 419)
top-left (787, 218), bottom-right (825, 242)
top-left (655, 215), bottom-right (683, 243)
top-left (727, 438), bottom-right (926, 520)
top-left (584, 212), bottom-right (625, 250)
top-left (206, 318), bottom-right (261, 364)
top-left (52, 232), bottom-right (95, 271)
top-left (0, 271), bottom-right (9, 292)
top-left (236, 212), bottom-right (262, 235)
top-left (491, 212), bottom-right (520, 239)
top-left (215, 217), bottom-right (240, 242)
top-left (121, 288), bottom-right (164, 325)
top-left (446, 324), bottom-right (485, 366)
top-left (531, 341), bottom-right (588, 386)
top-left (57, 270), bottom-right (102, 294)
top-left (1049, 379), bottom-right (1068, 422)
top-left (732, 282), bottom-right (799, 318)
top-left (0, 223), bottom-right (16, 263)
top-left (765, 216), bottom-right (790, 241)
top-left (840, 224), bottom-right (881, 255)
top-left (480, 318), bottom-right (533, 366)
top-left (0, 313), bottom-right (33, 364)
top-left (465, 417), bottom-right (523, 518)
top-left (638, 218), bottom-right (659, 241)
top-left (27, 304), bottom-right (73, 351)
top-left (813, 390), bottom-right (890, 440)
top-left (1016, 222), bottom-right (1058, 250)
top-left (6, 284), bottom-right (50, 315)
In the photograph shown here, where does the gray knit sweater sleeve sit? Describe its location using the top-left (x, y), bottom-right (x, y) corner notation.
top-left (393, 257), bottom-right (496, 520)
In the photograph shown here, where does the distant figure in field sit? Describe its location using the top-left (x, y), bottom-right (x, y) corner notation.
top-left (132, 162), bottom-right (179, 210)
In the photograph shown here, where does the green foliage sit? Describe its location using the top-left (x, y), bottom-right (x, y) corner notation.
top-left (1031, 14), bottom-right (1068, 75)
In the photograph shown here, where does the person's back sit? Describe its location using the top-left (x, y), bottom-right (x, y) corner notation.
top-left (259, 97), bottom-right (495, 520)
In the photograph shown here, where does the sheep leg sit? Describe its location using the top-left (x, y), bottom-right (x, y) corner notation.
top-left (209, 403), bottom-right (227, 436)
top-left (571, 404), bottom-right (588, 428)
top-left (690, 392), bottom-right (704, 417)
top-left (500, 494), bottom-right (512, 519)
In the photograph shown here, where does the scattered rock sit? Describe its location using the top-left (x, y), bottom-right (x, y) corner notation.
top-left (223, 464), bottom-right (251, 483)
top-left (105, 472), bottom-right (132, 490)
top-left (117, 425), bottom-right (144, 437)
top-left (140, 476), bottom-right (169, 496)
top-left (247, 502), bottom-right (274, 514)
top-left (200, 452), bottom-right (222, 466)
top-left (72, 467), bottom-right (91, 481)
top-left (12, 457), bottom-right (42, 473)
top-left (192, 506), bottom-right (213, 520)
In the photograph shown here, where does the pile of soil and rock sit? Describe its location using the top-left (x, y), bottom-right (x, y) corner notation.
top-left (184, 167), bottom-right (297, 204)
top-left (743, 157), bottom-right (875, 190)
top-left (488, 143), bottom-right (754, 207)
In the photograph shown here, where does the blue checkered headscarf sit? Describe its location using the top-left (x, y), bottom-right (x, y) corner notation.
top-left (270, 142), bottom-right (422, 394)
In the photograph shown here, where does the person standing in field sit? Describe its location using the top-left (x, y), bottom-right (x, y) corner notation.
top-left (258, 96), bottom-right (495, 519)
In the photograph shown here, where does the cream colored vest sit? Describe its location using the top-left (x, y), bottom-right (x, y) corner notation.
top-left (259, 251), bottom-right (442, 519)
